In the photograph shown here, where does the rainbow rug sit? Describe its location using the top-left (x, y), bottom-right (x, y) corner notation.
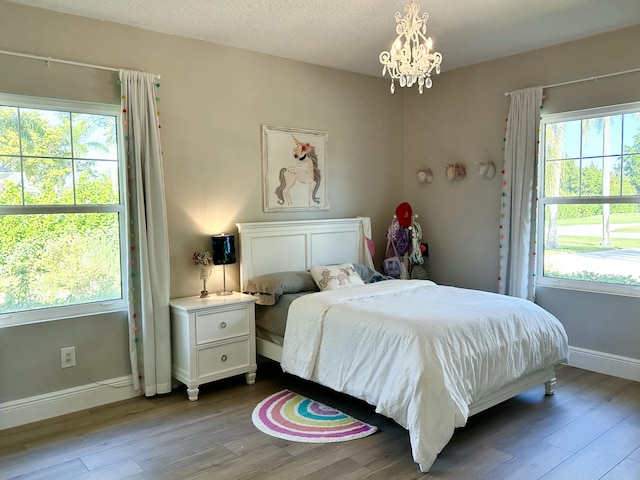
top-left (252, 389), bottom-right (377, 443)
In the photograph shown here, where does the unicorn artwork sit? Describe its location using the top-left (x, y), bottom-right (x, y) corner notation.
top-left (274, 136), bottom-right (322, 207)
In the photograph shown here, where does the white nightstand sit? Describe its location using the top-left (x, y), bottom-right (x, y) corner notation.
top-left (169, 292), bottom-right (258, 401)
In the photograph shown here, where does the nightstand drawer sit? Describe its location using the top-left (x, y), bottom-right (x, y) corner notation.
top-left (196, 307), bottom-right (248, 344)
top-left (198, 338), bottom-right (250, 377)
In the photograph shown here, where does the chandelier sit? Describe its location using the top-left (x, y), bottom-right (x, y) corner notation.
top-left (379, 0), bottom-right (443, 94)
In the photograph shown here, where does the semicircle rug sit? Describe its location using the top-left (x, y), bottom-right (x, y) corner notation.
top-left (252, 389), bottom-right (378, 443)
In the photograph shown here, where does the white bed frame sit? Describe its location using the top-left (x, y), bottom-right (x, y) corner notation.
top-left (236, 217), bottom-right (556, 416)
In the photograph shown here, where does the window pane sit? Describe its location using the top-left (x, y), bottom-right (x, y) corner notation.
top-left (542, 204), bottom-right (640, 287)
top-left (582, 118), bottom-right (604, 158)
top-left (75, 159), bottom-right (119, 204)
top-left (621, 154), bottom-right (640, 196)
top-left (581, 115), bottom-right (622, 157)
top-left (606, 155), bottom-right (623, 196)
top-left (604, 115), bottom-right (623, 156)
top-left (563, 120), bottom-right (581, 158)
top-left (72, 113), bottom-right (118, 160)
top-left (623, 112), bottom-right (640, 152)
top-left (544, 158), bottom-right (580, 197)
top-left (0, 212), bottom-right (123, 314)
top-left (544, 124), bottom-right (562, 160)
top-left (545, 121), bottom-right (581, 160)
top-left (622, 113), bottom-right (640, 197)
top-left (0, 157), bottom-right (23, 205)
top-left (23, 157), bottom-right (73, 205)
top-left (580, 158), bottom-right (603, 196)
top-left (20, 109), bottom-right (71, 158)
top-left (0, 105), bottom-right (19, 155)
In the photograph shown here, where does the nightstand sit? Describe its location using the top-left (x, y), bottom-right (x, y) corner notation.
top-left (169, 292), bottom-right (258, 401)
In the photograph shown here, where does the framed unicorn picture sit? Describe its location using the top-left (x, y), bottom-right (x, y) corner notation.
top-left (262, 125), bottom-right (329, 212)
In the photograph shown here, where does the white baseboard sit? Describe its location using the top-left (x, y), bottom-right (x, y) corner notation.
top-left (0, 375), bottom-right (140, 430)
top-left (2, 348), bottom-right (636, 430)
top-left (567, 346), bottom-right (640, 382)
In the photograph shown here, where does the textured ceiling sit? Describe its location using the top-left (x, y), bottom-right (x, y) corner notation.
top-left (7, 0), bottom-right (640, 76)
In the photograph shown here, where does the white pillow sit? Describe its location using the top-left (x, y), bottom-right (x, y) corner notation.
top-left (309, 263), bottom-right (365, 291)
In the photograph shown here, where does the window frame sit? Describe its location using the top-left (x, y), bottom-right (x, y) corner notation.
top-left (536, 101), bottom-right (640, 298)
top-left (0, 93), bottom-right (128, 327)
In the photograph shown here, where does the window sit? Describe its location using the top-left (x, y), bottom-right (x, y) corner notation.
top-left (537, 102), bottom-right (640, 296)
top-left (0, 94), bottom-right (126, 325)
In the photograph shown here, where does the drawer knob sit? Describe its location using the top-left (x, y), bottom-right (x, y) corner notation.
top-left (219, 321), bottom-right (227, 329)
top-left (221, 354), bottom-right (228, 362)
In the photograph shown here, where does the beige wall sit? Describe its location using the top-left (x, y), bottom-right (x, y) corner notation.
top-left (403, 25), bottom-right (640, 291)
top-left (403, 25), bottom-right (640, 361)
top-left (0, 1), bottom-right (403, 402)
top-left (0, 0), bottom-right (638, 405)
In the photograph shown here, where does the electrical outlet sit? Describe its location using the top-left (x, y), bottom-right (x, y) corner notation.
top-left (61, 346), bottom-right (76, 368)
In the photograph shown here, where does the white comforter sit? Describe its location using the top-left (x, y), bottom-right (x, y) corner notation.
top-left (281, 280), bottom-right (569, 472)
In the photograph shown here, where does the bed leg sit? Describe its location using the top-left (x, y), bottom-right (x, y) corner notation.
top-left (544, 376), bottom-right (556, 396)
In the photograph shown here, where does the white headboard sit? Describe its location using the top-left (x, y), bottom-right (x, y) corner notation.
top-left (236, 217), bottom-right (371, 288)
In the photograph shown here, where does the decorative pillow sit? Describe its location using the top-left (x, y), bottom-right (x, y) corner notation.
top-left (243, 271), bottom-right (318, 305)
top-left (309, 263), bottom-right (365, 291)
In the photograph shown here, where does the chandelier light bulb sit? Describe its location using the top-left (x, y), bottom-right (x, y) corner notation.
top-left (379, 0), bottom-right (443, 94)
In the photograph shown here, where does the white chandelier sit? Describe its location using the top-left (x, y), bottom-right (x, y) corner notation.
top-left (379, 0), bottom-right (443, 94)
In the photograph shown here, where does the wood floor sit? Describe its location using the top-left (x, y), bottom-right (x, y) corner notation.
top-left (1, 363), bottom-right (639, 479)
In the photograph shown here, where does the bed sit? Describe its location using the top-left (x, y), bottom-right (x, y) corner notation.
top-left (236, 217), bottom-right (569, 473)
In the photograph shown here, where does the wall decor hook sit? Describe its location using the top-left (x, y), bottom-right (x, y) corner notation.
top-left (446, 163), bottom-right (466, 181)
top-left (476, 161), bottom-right (496, 179)
top-left (417, 168), bottom-right (433, 184)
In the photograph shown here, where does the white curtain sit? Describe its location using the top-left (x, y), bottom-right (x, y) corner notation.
top-left (120, 69), bottom-right (172, 396)
top-left (498, 86), bottom-right (543, 300)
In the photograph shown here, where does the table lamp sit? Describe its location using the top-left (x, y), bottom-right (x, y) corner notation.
top-left (211, 234), bottom-right (236, 296)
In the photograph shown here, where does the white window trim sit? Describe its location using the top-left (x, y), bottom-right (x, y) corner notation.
top-left (536, 101), bottom-right (640, 298)
top-left (0, 93), bottom-right (128, 327)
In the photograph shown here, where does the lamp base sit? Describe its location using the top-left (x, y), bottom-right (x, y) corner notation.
top-left (200, 277), bottom-right (209, 297)
top-left (216, 264), bottom-right (233, 296)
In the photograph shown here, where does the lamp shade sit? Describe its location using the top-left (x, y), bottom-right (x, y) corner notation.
top-left (211, 234), bottom-right (236, 265)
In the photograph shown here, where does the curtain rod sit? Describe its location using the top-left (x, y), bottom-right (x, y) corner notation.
top-left (0, 49), bottom-right (161, 79)
top-left (0, 49), bottom-right (119, 72)
top-left (504, 67), bottom-right (640, 96)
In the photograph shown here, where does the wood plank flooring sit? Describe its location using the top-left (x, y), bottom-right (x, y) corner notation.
top-left (1, 363), bottom-right (639, 479)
